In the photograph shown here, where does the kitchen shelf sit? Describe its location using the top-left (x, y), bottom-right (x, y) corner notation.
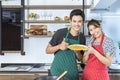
top-left (25, 5), bottom-right (91, 9)
top-left (1, 5), bottom-right (91, 9)
top-left (24, 20), bottom-right (102, 23)
top-left (2, 51), bottom-right (21, 53)
top-left (24, 20), bottom-right (69, 23)
top-left (25, 34), bottom-right (92, 38)
top-left (24, 34), bottom-right (92, 38)
top-left (25, 35), bottom-right (52, 38)
top-left (1, 5), bottom-right (22, 8)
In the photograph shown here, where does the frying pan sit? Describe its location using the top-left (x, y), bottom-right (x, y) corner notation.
top-left (34, 76), bottom-right (69, 80)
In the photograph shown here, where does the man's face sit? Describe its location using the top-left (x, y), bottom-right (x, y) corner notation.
top-left (70, 15), bottom-right (83, 32)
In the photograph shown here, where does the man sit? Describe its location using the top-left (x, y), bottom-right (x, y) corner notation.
top-left (46, 9), bottom-right (86, 80)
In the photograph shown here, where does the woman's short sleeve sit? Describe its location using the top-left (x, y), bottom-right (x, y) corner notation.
top-left (103, 37), bottom-right (116, 56)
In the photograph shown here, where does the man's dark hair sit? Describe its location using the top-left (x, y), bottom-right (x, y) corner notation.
top-left (70, 9), bottom-right (85, 21)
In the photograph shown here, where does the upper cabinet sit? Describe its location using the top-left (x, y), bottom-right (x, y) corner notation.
top-left (1, 5), bottom-right (22, 8)
top-left (0, 0), bottom-right (25, 55)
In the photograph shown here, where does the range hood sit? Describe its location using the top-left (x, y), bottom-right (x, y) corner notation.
top-left (91, 0), bottom-right (117, 12)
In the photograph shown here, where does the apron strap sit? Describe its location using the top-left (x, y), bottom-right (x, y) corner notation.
top-left (100, 34), bottom-right (104, 46)
top-left (65, 28), bottom-right (80, 44)
top-left (92, 34), bottom-right (104, 46)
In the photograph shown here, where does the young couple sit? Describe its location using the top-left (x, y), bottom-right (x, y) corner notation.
top-left (46, 9), bottom-right (115, 80)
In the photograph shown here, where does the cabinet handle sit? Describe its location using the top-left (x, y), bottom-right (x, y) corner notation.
top-left (21, 20), bottom-right (23, 22)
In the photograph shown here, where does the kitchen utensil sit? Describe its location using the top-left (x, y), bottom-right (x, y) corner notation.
top-left (34, 76), bottom-right (69, 80)
top-left (56, 71), bottom-right (68, 80)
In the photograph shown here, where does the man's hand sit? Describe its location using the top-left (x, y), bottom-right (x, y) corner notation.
top-left (59, 38), bottom-right (69, 50)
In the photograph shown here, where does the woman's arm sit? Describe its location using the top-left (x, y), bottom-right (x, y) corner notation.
top-left (94, 37), bottom-right (115, 66)
top-left (75, 51), bottom-right (84, 61)
top-left (83, 51), bottom-right (90, 63)
top-left (85, 46), bottom-right (114, 66)
top-left (76, 34), bottom-right (86, 61)
top-left (93, 49), bottom-right (114, 66)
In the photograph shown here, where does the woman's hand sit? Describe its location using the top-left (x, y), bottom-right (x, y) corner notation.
top-left (86, 44), bottom-right (96, 54)
top-left (59, 38), bottom-right (69, 50)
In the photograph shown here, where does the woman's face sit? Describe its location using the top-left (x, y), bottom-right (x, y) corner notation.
top-left (88, 25), bottom-right (102, 38)
top-left (70, 15), bottom-right (83, 32)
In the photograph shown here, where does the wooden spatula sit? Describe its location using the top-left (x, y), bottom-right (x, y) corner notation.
top-left (56, 71), bottom-right (68, 80)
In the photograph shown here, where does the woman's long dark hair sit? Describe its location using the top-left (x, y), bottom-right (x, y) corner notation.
top-left (87, 19), bottom-right (101, 35)
top-left (87, 19), bottom-right (101, 28)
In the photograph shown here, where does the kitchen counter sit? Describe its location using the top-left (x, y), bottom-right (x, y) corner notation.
top-left (0, 63), bottom-right (120, 80)
top-left (0, 63), bottom-right (48, 72)
top-left (0, 63), bottom-right (120, 73)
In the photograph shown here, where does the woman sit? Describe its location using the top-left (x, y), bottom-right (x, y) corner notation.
top-left (82, 19), bottom-right (115, 80)
top-left (46, 9), bottom-right (86, 80)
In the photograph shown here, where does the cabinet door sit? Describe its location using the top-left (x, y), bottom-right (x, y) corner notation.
top-left (2, 8), bottom-right (21, 51)
top-left (0, 75), bottom-right (13, 80)
top-left (0, 73), bottom-right (48, 80)
top-left (13, 75), bottom-right (36, 80)
top-left (79, 73), bottom-right (82, 80)
top-left (109, 73), bottom-right (120, 80)
top-left (13, 73), bottom-right (48, 80)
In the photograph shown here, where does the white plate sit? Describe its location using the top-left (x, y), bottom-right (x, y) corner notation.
top-left (68, 44), bottom-right (88, 50)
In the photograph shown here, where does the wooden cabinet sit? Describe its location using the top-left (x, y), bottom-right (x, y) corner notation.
top-left (0, 72), bottom-right (120, 80)
top-left (0, 75), bottom-right (36, 80)
top-left (0, 72), bottom-right (48, 80)
top-left (79, 72), bottom-right (120, 80)
top-left (0, 76), bottom-right (13, 80)
top-left (0, 0), bottom-right (25, 55)
top-left (109, 72), bottom-right (120, 80)
top-left (79, 73), bottom-right (82, 80)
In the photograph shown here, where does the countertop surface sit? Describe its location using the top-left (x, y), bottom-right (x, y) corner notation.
top-left (0, 63), bottom-right (120, 73)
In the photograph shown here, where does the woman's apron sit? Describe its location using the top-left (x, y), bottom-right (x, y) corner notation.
top-left (82, 34), bottom-right (109, 80)
top-left (50, 29), bottom-right (80, 80)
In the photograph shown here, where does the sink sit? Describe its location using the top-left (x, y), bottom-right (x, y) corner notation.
top-left (16, 66), bottom-right (33, 71)
top-left (109, 64), bottom-right (120, 70)
top-left (40, 66), bottom-right (50, 70)
top-left (0, 66), bottom-right (18, 71)
top-left (0, 65), bottom-right (33, 71)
